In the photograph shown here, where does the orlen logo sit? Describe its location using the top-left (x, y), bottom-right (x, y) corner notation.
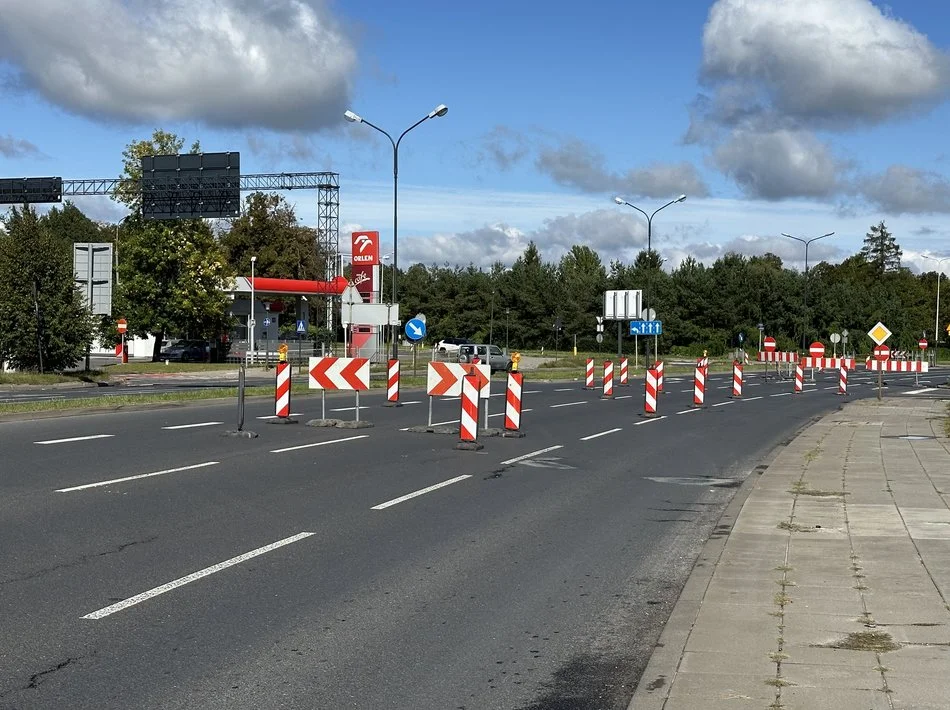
top-left (351, 231), bottom-right (379, 265)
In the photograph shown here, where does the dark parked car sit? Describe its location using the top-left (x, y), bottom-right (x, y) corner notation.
top-left (458, 344), bottom-right (512, 373)
top-left (159, 340), bottom-right (210, 362)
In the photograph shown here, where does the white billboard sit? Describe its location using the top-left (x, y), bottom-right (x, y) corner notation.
top-left (603, 290), bottom-right (642, 321)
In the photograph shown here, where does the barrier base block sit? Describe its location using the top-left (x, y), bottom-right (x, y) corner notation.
top-left (381, 401), bottom-right (403, 408)
top-left (222, 429), bottom-right (259, 438)
top-left (692, 403), bottom-right (705, 409)
top-left (502, 430), bottom-right (526, 438)
top-left (305, 418), bottom-right (343, 428)
top-left (337, 420), bottom-right (375, 429)
top-left (641, 412), bottom-right (658, 419)
top-left (456, 440), bottom-right (484, 451)
top-left (268, 417), bottom-right (298, 425)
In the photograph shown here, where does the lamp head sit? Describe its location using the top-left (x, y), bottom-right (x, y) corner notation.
top-left (343, 110), bottom-right (362, 123)
top-left (429, 104), bottom-right (449, 118)
top-left (250, 255), bottom-right (257, 263)
top-left (676, 194), bottom-right (687, 202)
top-left (613, 196), bottom-right (624, 205)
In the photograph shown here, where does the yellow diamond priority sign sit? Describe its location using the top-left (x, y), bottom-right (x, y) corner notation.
top-left (867, 321), bottom-right (892, 346)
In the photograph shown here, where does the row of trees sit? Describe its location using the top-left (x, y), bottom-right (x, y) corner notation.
top-left (1, 129), bottom-right (947, 371)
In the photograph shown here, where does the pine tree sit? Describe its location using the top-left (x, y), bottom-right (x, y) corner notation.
top-left (861, 221), bottom-right (902, 273)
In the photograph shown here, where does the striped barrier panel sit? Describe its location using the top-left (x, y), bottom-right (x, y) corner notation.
top-left (585, 359), bottom-right (595, 389)
top-left (757, 351), bottom-right (799, 363)
top-left (799, 357), bottom-right (856, 369)
top-left (693, 366), bottom-right (706, 407)
top-left (793, 363), bottom-right (804, 393)
top-left (865, 360), bottom-right (929, 373)
top-left (644, 368), bottom-right (659, 416)
top-left (654, 360), bottom-right (664, 392)
top-left (387, 359), bottom-right (400, 404)
top-left (457, 373), bottom-right (482, 449)
top-left (504, 372), bottom-right (524, 433)
top-left (731, 361), bottom-right (743, 398)
top-left (275, 361), bottom-right (291, 418)
top-left (426, 362), bottom-right (491, 398)
top-left (837, 365), bottom-right (848, 396)
top-left (602, 360), bottom-right (614, 399)
top-left (618, 358), bottom-right (629, 386)
top-left (696, 356), bottom-right (709, 368)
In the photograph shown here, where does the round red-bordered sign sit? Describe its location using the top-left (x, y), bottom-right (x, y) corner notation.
top-left (117, 318), bottom-right (128, 334)
top-left (874, 344), bottom-right (890, 361)
top-left (763, 336), bottom-right (776, 352)
top-left (919, 338), bottom-right (928, 350)
top-left (809, 341), bottom-right (825, 358)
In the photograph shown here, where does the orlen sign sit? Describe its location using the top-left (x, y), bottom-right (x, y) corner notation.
top-left (351, 231), bottom-right (379, 265)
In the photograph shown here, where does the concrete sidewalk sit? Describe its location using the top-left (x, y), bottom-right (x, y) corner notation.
top-left (631, 396), bottom-right (950, 710)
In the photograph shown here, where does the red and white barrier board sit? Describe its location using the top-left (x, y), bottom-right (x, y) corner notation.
top-left (602, 360), bottom-right (614, 398)
top-left (693, 366), bottom-right (706, 407)
top-left (619, 358), bottom-right (629, 386)
top-left (793, 363), bottom-right (804, 393)
top-left (757, 351), bottom-right (799, 363)
top-left (426, 362), bottom-right (491, 398)
top-left (585, 359), bottom-right (595, 389)
top-left (799, 357), bottom-right (855, 369)
top-left (837, 365), bottom-right (848, 396)
top-left (654, 360), bottom-right (664, 392)
top-left (865, 359), bottom-right (929, 373)
top-left (645, 368), bottom-right (659, 416)
top-left (505, 372), bottom-right (524, 432)
top-left (731, 361), bottom-right (743, 398)
top-left (459, 374), bottom-right (480, 443)
top-left (308, 357), bottom-right (370, 390)
top-left (387, 359), bottom-right (400, 402)
top-left (275, 361), bottom-right (291, 417)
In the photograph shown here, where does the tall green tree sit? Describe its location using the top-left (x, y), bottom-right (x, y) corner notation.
top-left (0, 206), bottom-right (94, 371)
top-left (558, 245), bottom-right (607, 349)
top-left (861, 221), bottom-right (902, 273)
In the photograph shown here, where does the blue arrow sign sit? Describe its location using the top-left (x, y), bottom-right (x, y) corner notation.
top-left (296, 319), bottom-right (307, 334)
top-left (263, 317), bottom-right (271, 328)
top-left (629, 320), bottom-right (663, 336)
top-left (405, 317), bottom-right (426, 341)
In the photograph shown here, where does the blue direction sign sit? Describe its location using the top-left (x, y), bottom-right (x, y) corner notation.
top-left (629, 320), bottom-right (663, 336)
top-left (296, 319), bottom-right (307, 334)
top-left (405, 317), bottom-right (426, 341)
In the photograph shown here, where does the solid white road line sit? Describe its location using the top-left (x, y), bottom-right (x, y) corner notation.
top-left (500, 445), bottom-right (564, 466)
top-left (270, 434), bottom-right (369, 454)
top-left (904, 387), bottom-right (938, 395)
top-left (257, 414), bottom-right (303, 420)
top-left (634, 416), bottom-right (667, 425)
top-left (680, 389), bottom-right (692, 393)
top-left (554, 388), bottom-right (574, 392)
top-left (329, 406), bottom-right (367, 412)
top-left (770, 393), bottom-right (791, 397)
top-left (161, 422), bottom-right (223, 430)
top-left (676, 408), bottom-right (700, 415)
top-left (401, 401), bottom-right (422, 405)
top-left (615, 395), bottom-right (633, 400)
top-left (35, 434), bottom-right (114, 445)
top-left (371, 475), bottom-right (472, 510)
top-left (525, 390), bottom-right (542, 394)
top-left (712, 401), bottom-right (733, 407)
top-left (580, 428), bottom-right (622, 441)
top-left (745, 396), bottom-right (764, 401)
top-left (82, 532), bottom-right (315, 619)
top-left (551, 401), bottom-right (586, 408)
top-left (57, 462), bottom-right (220, 493)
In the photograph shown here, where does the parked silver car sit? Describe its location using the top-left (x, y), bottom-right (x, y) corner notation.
top-left (458, 344), bottom-right (512, 373)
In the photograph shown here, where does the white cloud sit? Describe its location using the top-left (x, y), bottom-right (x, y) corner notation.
top-left (860, 165), bottom-right (950, 214)
top-left (0, 0), bottom-right (357, 131)
top-left (701, 0), bottom-right (950, 126)
top-left (0, 133), bottom-right (44, 158)
top-left (712, 129), bottom-right (844, 199)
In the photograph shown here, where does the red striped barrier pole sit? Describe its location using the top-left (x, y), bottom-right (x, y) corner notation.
top-left (384, 358), bottom-right (402, 407)
top-left (731, 360), bottom-right (743, 398)
top-left (794, 362), bottom-right (804, 394)
top-left (837, 364), bottom-right (848, 396)
top-left (456, 373), bottom-right (483, 450)
top-left (619, 357), bottom-right (629, 386)
top-left (275, 361), bottom-right (291, 418)
top-left (644, 368), bottom-right (658, 416)
top-left (655, 360), bottom-right (664, 392)
top-left (504, 372), bottom-right (525, 437)
top-left (585, 358), bottom-right (595, 389)
top-left (602, 360), bottom-right (614, 398)
top-left (693, 366), bottom-right (705, 407)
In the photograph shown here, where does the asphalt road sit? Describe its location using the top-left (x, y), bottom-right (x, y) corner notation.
top-left (0, 367), bottom-right (945, 709)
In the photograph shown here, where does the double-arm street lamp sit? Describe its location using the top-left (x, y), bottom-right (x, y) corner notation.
top-left (921, 254), bottom-right (950, 354)
top-left (613, 194), bottom-right (687, 254)
top-left (781, 231), bottom-right (835, 350)
top-left (344, 104), bottom-right (449, 359)
top-left (249, 255), bottom-right (257, 365)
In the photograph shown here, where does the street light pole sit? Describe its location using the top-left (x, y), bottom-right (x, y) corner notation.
top-left (922, 254), bottom-right (949, 359)
top-left (249, 256), bottom-right (257, 365)
top-left (505, 308), bottom-right (510, 353)
top-left (781, 232), bottom-right (835, 351)
top-left (344, 104), bottom-right (449, 359)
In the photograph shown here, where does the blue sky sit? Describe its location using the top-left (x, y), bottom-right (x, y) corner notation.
top-left (2, 0), bottom-right (950, 276)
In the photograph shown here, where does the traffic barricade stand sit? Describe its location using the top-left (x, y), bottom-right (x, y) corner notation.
top-left (644, 368), bottom-right (659, 417)
top-left (654, 360), bottom-right (664, 392)
top-left (793, 362), bottom-right (805, 394)
top-left (270, 360), bottom-right (296, 424)
top-left (731, 360), bottom-right (743, 398)
top-left (383, 359), bottom-right (402, 407)
top-left (693, 365), bottom-right (706, 408)
top-left (456, 373), bottom-right (483, 451)
top-left (503, 372), bottom-right (526, 438)
top-left (837, 364), bottom-right (848, 396)
top-left (602, 360), bottom-right (614, 399)
top-left (585, 358), bottom-right (595, 389)
top-left (618, 357), bottom-right (629, 387)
